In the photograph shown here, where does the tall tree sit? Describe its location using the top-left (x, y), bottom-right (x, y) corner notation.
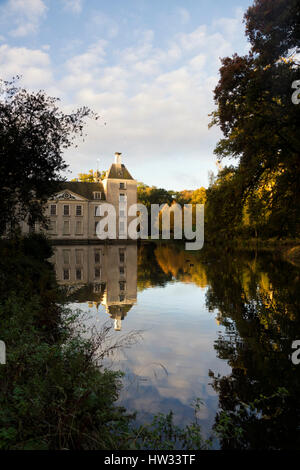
top-left (0, 78), bottom-right (97, 235)
top-left (208, 0), bottom-right (300, 237)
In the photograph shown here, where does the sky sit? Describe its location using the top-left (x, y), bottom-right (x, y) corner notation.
top-left (0, 0), bottom-right (253, 190)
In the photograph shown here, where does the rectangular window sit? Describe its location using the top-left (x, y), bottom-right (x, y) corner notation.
top-left (119, 248), bottom-right (125, 263)
top-left (94, 249), bottom-right (101, 264)
top-left (63, 250), bottom-right (70, 264)
top-left (119, 209), bottom-right (126, 218)
top-left (75, 250), bottom-right (83, 265)
top-left (49, 220), bottom-right (57, 233)
top-left (119, 266), bottom-right (125, 275)
top-left (76, 205), bottom-right (82, 216)
top-left (94, 283), bottom-right (101, 293)
top-left (120, 182), bottom-right (126, 189)
top-left (75, 220), bottom-right (83, 235)
top-left (119, 294), bottom-right (125, 302)
top-left (93, 192), bottom-right (101, 200)
top-left (119, 193), bottom-right (126, 202)
top-left (50, 204), bottom-right (57, 216)
top-left (94, 267), bottom-right (101, 279)
top-left (119, 221), bottom-right (125, 235)
top-left (76, 269), bottom-right (82, 281)
top-left (63, 269), bottom-right (70, 280)
top-left (63, 205), bottom-right (70, 216)
top-left (119, 281), bottom-right (126, 291)
top-left (63, 220), bottom-right (70, 235)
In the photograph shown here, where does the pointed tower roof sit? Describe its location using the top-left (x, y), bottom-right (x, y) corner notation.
top-left (106, 152), bottom-right (134, 180)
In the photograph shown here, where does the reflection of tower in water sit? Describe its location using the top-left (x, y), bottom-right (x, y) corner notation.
top-left (102, 246), bottom-right (137, 331)
top-left (51, 244), bottom-right (137, 331)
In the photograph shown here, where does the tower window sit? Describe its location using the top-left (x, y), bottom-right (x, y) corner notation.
top-left (95, 267), bottom-right (101, 279)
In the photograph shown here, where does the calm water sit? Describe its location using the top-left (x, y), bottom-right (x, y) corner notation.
top-left (52, 242), bottom-right (300, 449)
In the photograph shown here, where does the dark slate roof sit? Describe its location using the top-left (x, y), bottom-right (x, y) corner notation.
top-left (106, 163), bottom-right (134, 180)
top-left (58, 181), bottom-right (106, 200)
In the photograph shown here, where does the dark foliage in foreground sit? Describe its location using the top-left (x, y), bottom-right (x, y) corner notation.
top-left (0, 235), bottom-right (210, 450)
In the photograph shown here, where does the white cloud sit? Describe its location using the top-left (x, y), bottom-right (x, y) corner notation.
top-left (62, 0), bottom-right (83, 14)
top-left (0, 8), bottom-right (249, 188)
top-left (0, 44), bottom-right (52, 88)
top-left (0, 0), bottom-right (47, 37)
top-left (212, 7), bottom-right (245, 41)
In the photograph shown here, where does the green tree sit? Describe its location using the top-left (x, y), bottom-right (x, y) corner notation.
top-left (208, 0), bottom-right (300, 238)
top-left (72, 170), bottom-right (106, 182)
top-left (0, 78), bottom-right (97, 236)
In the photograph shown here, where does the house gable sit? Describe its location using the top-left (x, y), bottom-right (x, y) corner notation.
top-left (51, 190), bottom-right (88, 201)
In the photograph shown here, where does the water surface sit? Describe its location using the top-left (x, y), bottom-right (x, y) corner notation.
top-left (52, 242), bottom-right (300, 449)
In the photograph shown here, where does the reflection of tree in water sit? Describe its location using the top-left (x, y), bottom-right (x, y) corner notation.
top-left (137, 244), bottom-right (172, 291)
top-left (205, 250), bottom-right (300, 449)
top-left (138, 243), bottom-right (208, 289)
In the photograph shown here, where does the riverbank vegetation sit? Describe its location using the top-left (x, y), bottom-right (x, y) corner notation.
top-left (0, 234), bottom-right (211, 450)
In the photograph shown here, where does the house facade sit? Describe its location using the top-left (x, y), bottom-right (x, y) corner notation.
top-left (21, 153), bottom-right (137, 241)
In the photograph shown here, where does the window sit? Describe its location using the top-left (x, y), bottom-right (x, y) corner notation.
top-left (119, 193), bottom-right (126, 203)
top-left (63, 205), bottom-right (70, 216)
top-left (63, 269), bottom-right (70, 280)
top-left (63, 250), bottom-right (70, 264)
top-left (49, 220), bottom-right (57, 233)
top-left (76, 269), bottom-right (82, 281)
top-left (93, 192), bottom-right (101, 200)
top-left (94, 267), bottom-right (101, 279)
top-left (94, 205), bottom-right (100, 216)
top-left (119, 281), bottom-right (126, 291)
top-left (50, 204), bottom-right (57, 216)
top-left (119, 221), bottom-right (125, 235)
top-left (119, 294), bottom-right (125, 302)
top-left (119, 209), bottom-right (126, 218)
top-left (75, 220), bottom-right (83, 235)
top-left (119, 248), bottom-right (125, 263)
top-left (63, 220), bottom-right (70, 235)
top-left (120, 182), bottom-right (126, 189)
top-left (75, 250), bottom-right (83, 264)
top-left (94, 283), bottom-right (101, 293)
top-left (76, 205), bottom-right (82, 216)
top-left (94, 249), bottom-right (101, 264)
top-left (119, 266), bottom-right (125, 275)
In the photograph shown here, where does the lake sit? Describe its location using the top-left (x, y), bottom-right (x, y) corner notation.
top-left (51, 241), bottom-right (300, 449)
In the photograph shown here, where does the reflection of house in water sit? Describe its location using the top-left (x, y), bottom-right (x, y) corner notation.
top-left (51, 244), bottom-right (137, 331)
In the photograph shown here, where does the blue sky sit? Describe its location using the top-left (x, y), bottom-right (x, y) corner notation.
top-left (0, 0), bottom-right (253, 189)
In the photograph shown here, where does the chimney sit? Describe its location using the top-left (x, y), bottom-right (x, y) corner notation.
top-left (115, 152), bottom-right (122, 164)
